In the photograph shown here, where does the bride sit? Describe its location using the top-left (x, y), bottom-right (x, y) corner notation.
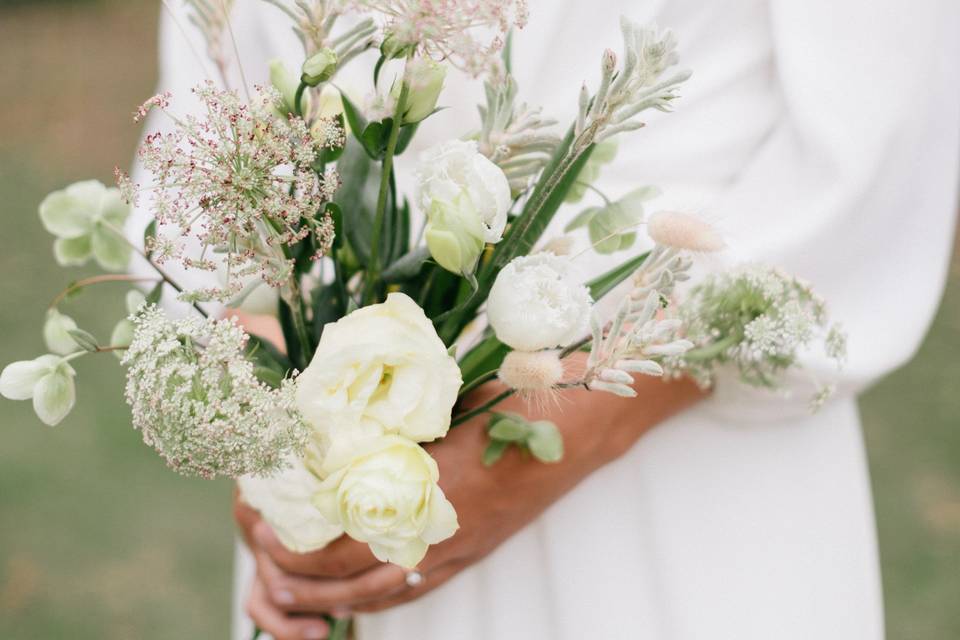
top-left (134, 0), bottom-right (960, 638)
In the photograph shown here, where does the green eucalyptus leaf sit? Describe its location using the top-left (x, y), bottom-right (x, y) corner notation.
top-left (488, 413), bottom-right (530, 442)
top-left (67, 328), bottom-right (99, 352)
top-left (482, 439), bottom-right (509, 467)
top-left (527, 420), bottom-right (564, 463)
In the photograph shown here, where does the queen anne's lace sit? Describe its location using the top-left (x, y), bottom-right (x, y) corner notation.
top-left (353, 0), bottom-right (528, 75)
top-left (135, 82), bottom-right (341, 302)
top-left (121, 306), bottom-right (308, 479)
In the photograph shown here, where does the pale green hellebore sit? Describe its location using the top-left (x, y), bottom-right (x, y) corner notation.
top-left (38, 180), bottom-right (132, 272)
top-left (0, 355), bottom-right (77, 426)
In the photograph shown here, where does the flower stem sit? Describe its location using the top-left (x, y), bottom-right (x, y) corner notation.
top-left (363, 70), bottom-right (410, 305)
top-left (49, 274), bottom-right (160, 309)
top-left (327, 615), bottom-right (352, 640)
top-left (100, 220), bottom-right (208, 318)
top-left (451, 389), bottom-right (514, 428)
top-left (293, 82), bottom-right (308, 117)
top-left (289, 288), bottom-right (314, 365)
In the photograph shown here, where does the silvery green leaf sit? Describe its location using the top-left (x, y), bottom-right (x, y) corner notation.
top-left (527, 420), bottom-right (563, 463)
top-left (67, 329), bottom-right (99, 353)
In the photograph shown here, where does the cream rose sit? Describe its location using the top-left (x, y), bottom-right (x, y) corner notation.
top-left (312, 436), bottom-right (458, 568)
top-left (486, 253), bottom-right (594, 352)
top-left (238, 455), bottom-right (343, 554)
top-left (295, 293), bottom-right (462, 472)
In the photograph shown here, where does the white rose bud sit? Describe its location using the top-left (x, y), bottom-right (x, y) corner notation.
top-left (415, 140), bottom-right (511, 274)
top-left (43, 309), bottom-right (79, 355)
top-left (238, 456), bottom-right (343, 554)
top-left (487, 254), bottom-right (593, 352)
top-left (395, 57), bottom-right (446, 123)
top-left (296, 293), bottom-right (462, 472)
top-left (312, 436), bottom-right (458, 568)
top-left (424, 195), bottom-right (486, 275)
top-left (301, 48), bottom-right (338, 87)
top-left (0, 355), bottom-right (76, 426)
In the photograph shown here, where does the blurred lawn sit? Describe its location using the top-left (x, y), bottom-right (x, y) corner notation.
top-left (0, 1), bottom-right (957, 639)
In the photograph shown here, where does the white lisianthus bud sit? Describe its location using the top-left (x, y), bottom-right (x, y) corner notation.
top-left (301, 48), bottom-right (338, 87)
top-left (43, 309), bottom-right (79, 355)
top-left (238, 456), bottom-right (343, 554)
top-left (487, 254), bottom-right (593, 352)
top-left (296, 293), bottom-right (462, 472)
top-left (647, 211), bottom-right (724, 252)
top-left (415, 140), bottom-right (511, 272)
top-left (312, 436), bottom-right (458, 569)
top-left (424, 195), bottom-right (486, 275)
top-left (396, 57), bottom-right (446, 123)
top-left (497, 350), bottom-right (564, 392)
top-left (0, 355), bottom-right (76, 426)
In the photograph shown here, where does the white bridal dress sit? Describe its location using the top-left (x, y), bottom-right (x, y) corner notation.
top-left (137, 1), bottom-right (960, 638)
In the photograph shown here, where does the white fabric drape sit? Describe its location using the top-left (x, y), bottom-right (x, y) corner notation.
top-left (133, 1), bottom-right (960, 638)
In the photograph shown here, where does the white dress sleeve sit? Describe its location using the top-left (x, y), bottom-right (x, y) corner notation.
top-left (682, 0), bottom-right (960, 420)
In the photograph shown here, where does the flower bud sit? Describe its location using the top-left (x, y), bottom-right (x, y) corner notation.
top-left (301, 49), bottom-right (338, 87)
top-left (43, 309), bottom-right (80, 355)
top-left (380, 33), bottom-right (416, 60)
top-left (424, 196), bottom-right (486, 275)
top-left (396, 58), bottom-right (446, 123)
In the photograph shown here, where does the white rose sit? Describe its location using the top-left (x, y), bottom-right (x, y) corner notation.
top-left (415, 139), bottom-right (511, 244)
top-left (487, 253), bottom-right (593, 352)
top-left (295, 293), bottom-right (462, 472)
top-left (312, 436), bottom-right (458, 568)
top-left (238, 455), bottom-right (343, 554)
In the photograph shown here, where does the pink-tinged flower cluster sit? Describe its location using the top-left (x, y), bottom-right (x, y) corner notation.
top-left (135, 82), bottom-right (342, 302)
top-left (353, 0), bottom-right (528, 75)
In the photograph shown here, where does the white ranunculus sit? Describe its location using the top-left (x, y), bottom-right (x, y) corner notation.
top-left (487, 253), bottom-right (593, 352)
top-left (238, 456), bottom-right (344, 554)
top-left (0, 354), bottom-right (76, 426)
top-left (296, 292), bottom-right (462, 472)
top-left (312, 436), bottom-right (458, 568)
top-left (415, 139), bottom-right (511, 245)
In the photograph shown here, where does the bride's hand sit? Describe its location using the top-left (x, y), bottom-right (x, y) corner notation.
top-left (236, 371), bottom-right (703, 636)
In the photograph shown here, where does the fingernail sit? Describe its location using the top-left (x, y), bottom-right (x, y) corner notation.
top-left (273, 589), bottom-right (295, 605)
top-left (303, 626), bottom-right (328, 640)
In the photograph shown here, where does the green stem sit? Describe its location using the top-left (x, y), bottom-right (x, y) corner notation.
top-left (364, 71), bottom-right (410, 304)
top-left (288, 286), bottom-right (315, 365)
top-left (327, 615), bottom-right (352, 640)
top-left (681, 334), bottom-right (738, 362)
top-left (250, 627), bottom-right (262, 640)
top-left (293, 82), bottom-right (308, 117)
top-left (451, 389), bottom-right (513, 428)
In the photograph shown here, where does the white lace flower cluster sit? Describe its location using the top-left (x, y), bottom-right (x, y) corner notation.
top-left (669, 264), bottom-right (847, 408)
top-left (576, 18), bottom-right (691, 146)
top-left (353, 0), bottom-right (529, 75)
top-left (134, 82), bottom-right (342, 302)
top-left (477, 74), bottom-right (560, 194)
top-left (121, 306), bottom-right (308, 479)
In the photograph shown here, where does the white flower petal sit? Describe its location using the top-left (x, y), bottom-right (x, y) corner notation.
top-left (32, 370), bottom-right (76, 426)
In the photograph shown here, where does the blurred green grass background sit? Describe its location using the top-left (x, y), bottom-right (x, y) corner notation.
top-left (0, 1), bottom-right (956, 638)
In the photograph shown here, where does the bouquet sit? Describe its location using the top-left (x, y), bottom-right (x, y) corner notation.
top-left (0, 1), bottom-right (847, 637)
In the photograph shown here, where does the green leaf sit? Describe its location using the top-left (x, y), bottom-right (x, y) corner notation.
top-left (245, 333), bottom-right (292, 376)
top-left (586, 251), bottom-right (650, 301)
top-left (360, 120), bottom-right (386, 159)
top-left (253, 366), bottom-right (285, 388)
top-left (458, 334), bottom-right (509, 390)
top-left (482, 439), bottom-right (510, 467)
top-left (382, 246), bottom-right (431, 283)
top-left (564, 206), bottom-right (601, 233)
top-left (339, 93), bottom-right (368, 140)
top-left (326, 202), bottom-right (344, 250)
top-left (334, 141), bottom-right (378, 266)
top-left (488, 416), bottom-right (530, 442)
top-left (311, 284), bottom-right (346, 337)
top-left (373, 54), bottom-right (387, 88)
top-left (145, 281), bottom-right (164, 306)
top-left (395, 122), bottom-right (420, 155)
top-left (527, 420), bottom-right (564, 463)
top-left (67, 328), bottom-right (99, 352)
